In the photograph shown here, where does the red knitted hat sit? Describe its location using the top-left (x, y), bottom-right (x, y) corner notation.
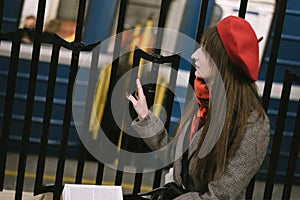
top-left (216, 16), bottom-right (261, 81)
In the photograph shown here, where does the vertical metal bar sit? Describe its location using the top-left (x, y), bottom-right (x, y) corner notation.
top-left (133, 172), bottom-right (143, 194)
top-left (238, 0), bottom-right (248, 18)
top-left (76, 44), bottom-right (101, 184)
top-left (100, 0), bottom-right (128, 126)
top-left (114, 141), bottom-right (127, 185)
top-left (261, 0), bottom-right (288, 111)
top-left (164, 55), bottom-right (180, 131)
top-left (54, 0), bottom-right (87, 198)
top-left (186, 0), bottom-right (209, 105)
top-left (95, 163), bottom-right (104, 185)
top-left (100, 0), bottom-right (128, 186)
top-left (263, 69), bottom-right (292, 199)
top-left (74, 0), bottom-right (86, 42)
top-left (15, 0), bottom-right (46, 198)
top-left (34, 44), bottom-right (60, 195)
top-left (282, 98), bottom-right (300, 199)
top-left (154, 0), bottom-right (170, 52)
top-left (194, 0), bottom-right (209, 44)
top-left (75, 146), bottom-right (86, 184)
top-left (132, 142), bottom-right (145, 194)
top-left (151, 56), bottom-right (180, 189)
top-left (148, 0), bottom-right (171, 107)
top-left (152, 169), bottom-right (163, 189)
top-left (247, 1), bottom-right (286, 198)
top-left (54, 47), bottom-right (78, 198)
top-left (145, 2), bottom-right (172, 188)
top-left (16, 1), bottom-right (25, 31)
top-left (103, 0), bottom-right (128, 96)
top-left (115, 47), bottom-right (141, 187)
top-left (246, 178), bottom-right (255, 200)
top-left (0, 32), bottom-right (21, 191)
top-left (150, 2), bottom-right (173, 187)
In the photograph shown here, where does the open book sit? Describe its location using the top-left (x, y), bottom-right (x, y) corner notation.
top-left (62, 184), bottom-right (123, 200)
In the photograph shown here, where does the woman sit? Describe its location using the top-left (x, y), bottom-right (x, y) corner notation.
top-left (126, 16), bottom-right (270, 199)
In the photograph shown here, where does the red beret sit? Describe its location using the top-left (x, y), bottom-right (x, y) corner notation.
top-left (216, 16), bottom-right (261, 81)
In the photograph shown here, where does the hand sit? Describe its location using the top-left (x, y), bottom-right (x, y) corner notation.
top-left (126, 79), bottom-right (149, 120)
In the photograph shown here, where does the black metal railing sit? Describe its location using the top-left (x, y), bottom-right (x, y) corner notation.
top-left (246, 0), bottom-right (289, 198)
top-left (0, 29), bottom-right (22, 193)
top-left (263, 69), bottom-right (300, 199)
top-left (1, 0), bottom-right (299, 199)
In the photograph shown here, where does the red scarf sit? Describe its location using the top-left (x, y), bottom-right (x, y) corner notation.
top-left (190, 78), bottom-right (209, 141)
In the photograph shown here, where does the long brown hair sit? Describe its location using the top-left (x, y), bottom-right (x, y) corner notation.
top-left (175, 26), bottom-right (266, 186)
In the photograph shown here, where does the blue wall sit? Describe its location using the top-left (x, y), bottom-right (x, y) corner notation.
top-left (83, 0), bottom-right (118, 43)
top-left (1, 0), bottom-right (23, 32)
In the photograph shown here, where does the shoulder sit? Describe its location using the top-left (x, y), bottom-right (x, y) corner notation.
top-left (245, 109), bottom-right (270, 137)
top-left (243, 110), bottom-right (270, 163)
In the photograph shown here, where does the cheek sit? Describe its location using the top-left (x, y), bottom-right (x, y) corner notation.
top-left (200, 69), bottom-right (211, 77)
top-left (196, 64), bottom-right (211, 78)
top-left (197, 58), bottom-right (210, 71)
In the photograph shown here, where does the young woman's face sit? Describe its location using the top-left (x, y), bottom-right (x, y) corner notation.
top-left (191, 47), bottom-right (211, 79)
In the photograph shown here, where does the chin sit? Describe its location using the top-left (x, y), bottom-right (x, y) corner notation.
top-left (195, 74), bottom-right (203, 79)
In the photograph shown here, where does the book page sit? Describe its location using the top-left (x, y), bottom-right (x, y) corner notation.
top-left (62, 184), bottom-right (123, 200)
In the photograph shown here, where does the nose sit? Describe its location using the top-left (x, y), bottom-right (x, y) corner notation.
top-left (191, 51), bottom-right (197, 60)
top-left (191, 47), bottom-right (202, 61)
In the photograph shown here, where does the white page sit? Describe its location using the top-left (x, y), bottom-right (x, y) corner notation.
top-left (62, 184), bottom-right (123, 200)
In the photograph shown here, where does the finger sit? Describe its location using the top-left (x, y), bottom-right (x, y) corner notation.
top-left (126, 93), bottom-right (137, 105)
top-left (136, 79), bottom-right (144, 96)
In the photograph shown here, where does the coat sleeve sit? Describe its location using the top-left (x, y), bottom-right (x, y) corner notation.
top-left (131, 110), bottom-right (181, 166)
top-left (131, 111), bottom-right (170, 150)
top-left (174, 117), bottom-right (270, 200)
